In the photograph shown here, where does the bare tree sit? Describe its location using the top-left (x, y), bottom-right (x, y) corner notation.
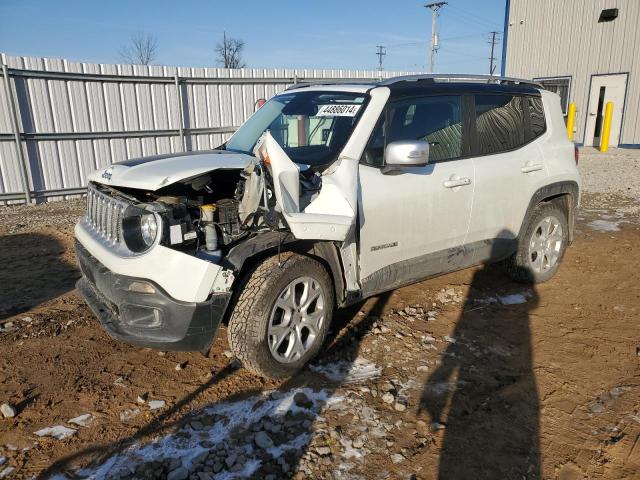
top-left (215, 32), bottom-right (246, 68)
top-left (119, 32), bottom-right (158, 65)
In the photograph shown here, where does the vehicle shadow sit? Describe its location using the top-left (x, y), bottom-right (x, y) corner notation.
top-left (419, 260), bottom-right (541, 479)
top-left (0, 233), bottom-right (79, 320)
top-left (39, 293), bottom-right (390, 479)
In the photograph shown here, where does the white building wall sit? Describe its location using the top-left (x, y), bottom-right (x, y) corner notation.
top-left (504, 0), bottom-right (640, 146)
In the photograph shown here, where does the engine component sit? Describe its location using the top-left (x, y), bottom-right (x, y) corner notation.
top-left (201, 204), bottom-right (219, 253)
top-left (216, 199), bottom-right (241, 243)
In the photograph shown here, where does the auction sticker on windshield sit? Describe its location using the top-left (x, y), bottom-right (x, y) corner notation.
top-left (316, 104), bottom-right (362, 117)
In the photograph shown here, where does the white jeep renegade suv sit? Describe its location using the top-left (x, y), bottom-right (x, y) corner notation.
top-left (75, 74), bottom-right (581, 379)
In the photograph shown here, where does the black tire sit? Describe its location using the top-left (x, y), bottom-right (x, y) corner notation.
top-left (227, 252), bottom-right (334, 379)
top-left (504, 202), bottom-right (569, 284)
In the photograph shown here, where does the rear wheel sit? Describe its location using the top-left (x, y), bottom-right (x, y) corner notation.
top-left (227, 252), bottom-right (334, 379)
top-left (504, 202), bottom-right (569, 283)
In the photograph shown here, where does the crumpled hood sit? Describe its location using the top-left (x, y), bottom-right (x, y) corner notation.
top-left (87, 150), bottom-right (254, 191)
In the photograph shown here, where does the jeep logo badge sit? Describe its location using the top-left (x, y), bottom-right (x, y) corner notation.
top-left (101, 167), bottom-right (113, 180)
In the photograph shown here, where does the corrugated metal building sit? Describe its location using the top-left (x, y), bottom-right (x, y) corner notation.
top-left (502, 0), bottom-right (640, 147)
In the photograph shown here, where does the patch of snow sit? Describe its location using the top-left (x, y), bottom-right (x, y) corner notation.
top-left (475, 296), bottom-right (498, 305)
top-left (587, 219), bottom-right (620, 232)
top-left (72, 388), bottom-right (331, 480)
top-left (498, 293), bottom-right (528, 305)
top-left (119, 408), bottom-right (140, 421)
top-left (147, 400), bottom-right (166, 410)
top-left (424, 382), bottom-right (457, 395)
top-left (0, 467), bottom-right (15, 479)
top-left (339, 437), bottom-right (364, 459)
top-left (34, 425), bottom-right (76, 440)
top-left (309, 357), bottom-right (382, 384)
top-left (69, 413), bottom-right (94, 427)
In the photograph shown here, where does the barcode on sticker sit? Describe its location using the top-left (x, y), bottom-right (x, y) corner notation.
top-left (316, 104), bottom-right (362, 117)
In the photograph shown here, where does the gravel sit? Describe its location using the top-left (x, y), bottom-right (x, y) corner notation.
top-left (578, 147), bottom-right (640, 201)
top-left (0, 404), bottom-right (16, 419)
top-left (0, 198), bottom-right (84, 235)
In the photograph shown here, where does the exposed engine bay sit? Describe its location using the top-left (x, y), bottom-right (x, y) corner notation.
top-left (93, 134), bottom-right (325, 263)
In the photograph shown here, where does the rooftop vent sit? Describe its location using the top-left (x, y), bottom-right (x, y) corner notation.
top-left (598, 8), bottom-right (619, 22)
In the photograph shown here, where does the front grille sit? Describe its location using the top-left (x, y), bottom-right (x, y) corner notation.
top-left (86, 184), bottom-right (128, 244)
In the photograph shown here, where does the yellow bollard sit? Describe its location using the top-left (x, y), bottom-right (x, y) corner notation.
top-left (566, 102), bottom-right (576, 140)
top-left (600, 101), bottom-right (614, 152)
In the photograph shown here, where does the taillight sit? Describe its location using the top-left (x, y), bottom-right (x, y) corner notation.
top-left (574, 145), bottom-right (579, 165)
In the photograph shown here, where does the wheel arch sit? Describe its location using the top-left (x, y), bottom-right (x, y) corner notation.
top-left (222, 232), bottom-right (347, 307)
top-left (518, 181), bottom-right (579, 242)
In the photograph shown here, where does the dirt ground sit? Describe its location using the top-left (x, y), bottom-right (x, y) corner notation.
top-left (0, 193), bottom-right (638, 480)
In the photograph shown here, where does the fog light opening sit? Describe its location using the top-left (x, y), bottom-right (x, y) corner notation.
top-left (121, 304), bottom-right (163, 328)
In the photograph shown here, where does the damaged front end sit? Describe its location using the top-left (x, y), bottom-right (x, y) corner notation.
top-left (75, 86), bottom-right (384, 351)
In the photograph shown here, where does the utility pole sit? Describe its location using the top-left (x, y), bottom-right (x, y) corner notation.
top-left (222, 30), bottom-right (227, 67)
top-left (375, 45), bottom-right (386, 78)
top-left (488, 31), bottom-right (500, 76)
top-left (424, 2), bottom-right (447, 73)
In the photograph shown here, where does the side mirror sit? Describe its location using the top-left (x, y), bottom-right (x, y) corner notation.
top-left (383, 140), bottom-right (430, 173)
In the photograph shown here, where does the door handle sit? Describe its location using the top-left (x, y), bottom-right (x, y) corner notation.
top-left (521, 164), bottom-right (543, 173)
top-left (443, 177), bottom-right (472, 188)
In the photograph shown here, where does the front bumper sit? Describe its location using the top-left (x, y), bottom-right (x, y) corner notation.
top-left (75, 241), bottom-right (231, 351)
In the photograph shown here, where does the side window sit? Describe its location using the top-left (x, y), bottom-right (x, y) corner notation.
top-left (362, 95), bottom-right (464, 166)
top-left (474, 94), bottom-right (527, 155)
top-left (526, 96), bottom-right (546, 141)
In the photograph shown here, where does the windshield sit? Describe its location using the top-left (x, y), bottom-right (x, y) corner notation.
top-left (225, 91), bottom-right (368, 167)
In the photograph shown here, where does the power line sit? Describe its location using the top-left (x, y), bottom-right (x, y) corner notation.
top-left (488, 31), bottom-right (501, 75)
top-left (447, 4), bottom-right (502, 30)
top-left (424, 2), bottom-right (448, 73)
top-left (440, 31), bottom-right (489, 42)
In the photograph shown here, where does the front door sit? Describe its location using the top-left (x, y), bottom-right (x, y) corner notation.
top-left (584, 73), bottom-right (628, 147)
top-left (357, 94), bottom-right (475, 295)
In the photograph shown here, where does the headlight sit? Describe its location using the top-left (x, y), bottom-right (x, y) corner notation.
top-left (140, 213), bottom-right (158, 247)
top-left (122, 206), bottom-right (162, 253)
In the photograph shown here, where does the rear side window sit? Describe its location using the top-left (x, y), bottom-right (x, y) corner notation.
top-left (527, 96), bottom-right (546, 141)
top-left (474, 95), bottom-right (527, 155)
top-left (362, 95), bottom-right (464, 166)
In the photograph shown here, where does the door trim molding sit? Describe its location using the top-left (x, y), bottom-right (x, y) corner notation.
top-left (359, 237), bottom-right (516, 300)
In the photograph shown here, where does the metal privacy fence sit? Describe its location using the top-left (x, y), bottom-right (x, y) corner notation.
top-left (0, 53), bottom-right (410, 203)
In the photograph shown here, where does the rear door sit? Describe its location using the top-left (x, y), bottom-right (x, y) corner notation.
top-left (465, 93), bottom-right (549, 261)
top-left (357, 94), bottom-right (475, 295)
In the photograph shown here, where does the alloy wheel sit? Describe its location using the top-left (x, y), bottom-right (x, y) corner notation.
top-left (267, 276), bottom-right (326, 363)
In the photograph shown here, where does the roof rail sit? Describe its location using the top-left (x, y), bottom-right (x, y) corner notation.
top-left (283, 74), bottom-right (542, 92)
top-left (378, 74), bottom-right (542, 89)
top-left (286, 78), bottom-right (378, 91)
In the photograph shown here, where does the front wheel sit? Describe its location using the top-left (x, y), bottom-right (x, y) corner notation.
top-left (504, 202), bottom-right (569, 284)
top-left (227, 252), bottom-right (334, 379)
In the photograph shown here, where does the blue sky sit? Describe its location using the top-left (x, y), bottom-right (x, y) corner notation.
top-left (0, 0), bottom-right (506, 73)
